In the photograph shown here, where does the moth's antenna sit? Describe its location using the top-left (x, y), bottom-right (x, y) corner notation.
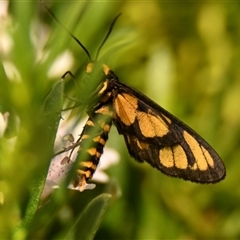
top-left (42, 2), bottom-right (92, 61)
top-left (95, 13), bottom-right (122, 61)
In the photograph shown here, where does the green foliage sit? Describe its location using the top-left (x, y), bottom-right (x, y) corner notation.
top-left (1, 1), bottom-right (240, 239)
top-left (65, 193), bottom-right (112, 240)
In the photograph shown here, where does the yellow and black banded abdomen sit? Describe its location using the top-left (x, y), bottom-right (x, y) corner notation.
top-left (72, 104), bottom-right (113, 191)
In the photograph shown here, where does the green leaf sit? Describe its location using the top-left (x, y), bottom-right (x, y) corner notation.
top-left (42, 79), bottom-right (64, 145)
top-left (64, 193), bottom-right (112, 240)
top-left (22, 80), bottom-right (64, 227)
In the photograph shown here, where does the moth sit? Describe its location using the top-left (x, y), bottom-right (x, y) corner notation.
top-left (49, 11), bottom-right (226, 191)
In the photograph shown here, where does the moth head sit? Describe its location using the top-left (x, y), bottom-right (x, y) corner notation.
top-left (86, 62), bottom-right (110, 76)
top-left (79, 62), bottom-right (110, 107)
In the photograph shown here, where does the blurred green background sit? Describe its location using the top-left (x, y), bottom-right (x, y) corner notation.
top-left (1, 1), bottom-right (240, 239)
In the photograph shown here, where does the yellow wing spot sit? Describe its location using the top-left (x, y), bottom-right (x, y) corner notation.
top-left (136, 138), bottom-right (149, 150)
top-left (122, 93), bottom-right (138, 105)
top-left (201, 146), bottom-right (214, 168)
top-left (159, 147), bottom-right (174, 168)
top-left (189, 162), bottom-right (198, 170)
top-left (95, 104), bottom-right (112, 116)
top-left (173, 145), bottom-right (188, 169)
top-left (183, 131), bottom-right (208, 171)
top-left (126, 135), bottom-right (131, 145)
top-left (162, 114), bottom-right (171, 124)
top-left (148, 109), bottom-right (171, 124)
top-left (138, 112), bottom-right (169, 138)
top-left (114, 93), bottom-right (137, 126)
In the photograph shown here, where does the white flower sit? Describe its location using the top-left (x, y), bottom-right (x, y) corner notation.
top-left (47, 50), bottom-right (74, 79)
top-left (0, 112), bottom-right (9, 137)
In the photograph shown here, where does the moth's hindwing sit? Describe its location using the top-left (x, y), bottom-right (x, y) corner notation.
top-left (105, 69), bottom-right (225, 183)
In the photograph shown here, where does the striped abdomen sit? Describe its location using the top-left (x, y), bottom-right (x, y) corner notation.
top-left (72, 104), bottom-right (113, 191)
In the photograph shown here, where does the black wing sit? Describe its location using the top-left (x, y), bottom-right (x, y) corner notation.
top-left (111, 81), bottom-right (225, 183)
